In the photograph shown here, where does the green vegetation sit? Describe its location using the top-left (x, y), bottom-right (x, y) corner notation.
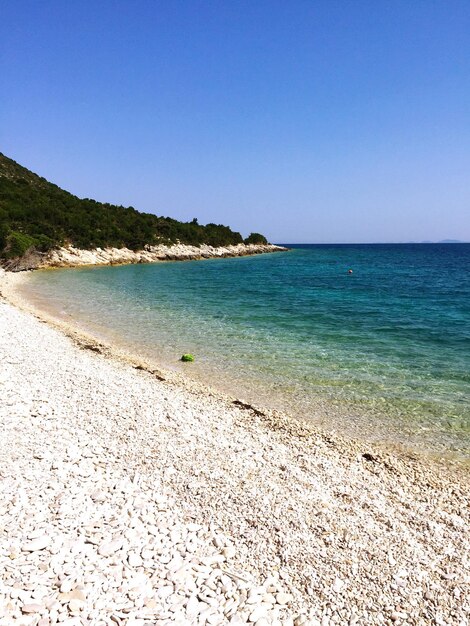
top-left (244, 232), bottom-right (268, 245)
top-left (0, 153), bottom-right (267, 260)
top-left (180, 354), bottom-right (195, 362)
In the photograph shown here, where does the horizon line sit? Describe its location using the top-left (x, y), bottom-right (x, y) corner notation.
top-left (274, 241), bottom-right (469, 245)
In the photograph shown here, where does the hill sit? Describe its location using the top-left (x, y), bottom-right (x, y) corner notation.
top-left (0, 153), bottom-right (268, 261)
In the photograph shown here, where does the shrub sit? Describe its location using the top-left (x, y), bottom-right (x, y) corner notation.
top-left (33, 234), bottom-right (55, 252)
top-left (5, 231), bottom-right (38, 258)
top-left (244, 232), bottom-right (268, 245)
top-left (0, 222), bottom-right (8, 251)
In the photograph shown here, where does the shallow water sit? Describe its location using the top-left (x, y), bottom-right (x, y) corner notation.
top-left (21, 244), bottom-right (470, 458)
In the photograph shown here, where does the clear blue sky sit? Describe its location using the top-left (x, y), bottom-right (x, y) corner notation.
top-left (2, 0), bottom-right (469, 242)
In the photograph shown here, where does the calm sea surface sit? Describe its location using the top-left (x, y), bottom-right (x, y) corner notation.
top-left (21, 244), bottom-right (470, 459)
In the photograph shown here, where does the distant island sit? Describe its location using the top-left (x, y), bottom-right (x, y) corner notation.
top-left (438, 239), bottom-right (466, 244)
top-left (0, 153), bottom-right (280, 270)
top-left (405, 239), bottom-right (468, 244)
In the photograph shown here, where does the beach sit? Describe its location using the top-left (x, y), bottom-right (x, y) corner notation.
top-left (0, 269), bottom-right (469, 626)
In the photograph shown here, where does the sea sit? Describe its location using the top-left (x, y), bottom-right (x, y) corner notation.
top-left (20, 243), bottom-right (470, 460)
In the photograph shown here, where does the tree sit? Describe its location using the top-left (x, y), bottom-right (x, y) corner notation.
top-left (244, 232), bottom-right (267, 245)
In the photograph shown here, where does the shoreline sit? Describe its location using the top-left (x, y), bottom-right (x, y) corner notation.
top-left (2, 242), bottom-right (288, 272)
top-left (4, 265), bottom-right (470, 471)
top-left (2, 268), bottom-right (469, 471)
top-left (1, 269), bottom-right (374, 460)
top-left (1, 269), bottom-right (469, 625)
top-left (7, 265), bottom-right (469, 466)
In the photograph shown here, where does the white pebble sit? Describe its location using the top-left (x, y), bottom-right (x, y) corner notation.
top-left (22, 536), bottom-right (50, 552)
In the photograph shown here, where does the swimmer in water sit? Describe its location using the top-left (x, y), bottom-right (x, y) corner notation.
top-left (348, 269), bottom-right (353, 274)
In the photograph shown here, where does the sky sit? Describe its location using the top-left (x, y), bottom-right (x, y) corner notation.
top-left (1, 0), bottom-right (470, 243)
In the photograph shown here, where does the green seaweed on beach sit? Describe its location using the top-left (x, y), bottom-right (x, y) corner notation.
top-left (181, 354), bottom-right (195, 362)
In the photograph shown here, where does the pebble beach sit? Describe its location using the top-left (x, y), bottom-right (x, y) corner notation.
top-left (0, 269), bottom-right (469, 626)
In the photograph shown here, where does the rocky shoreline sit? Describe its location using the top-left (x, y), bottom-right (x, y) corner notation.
top-left (0, 270), bottom-right (469, 626)
top-left (2, 243), bottom-right (288, 272)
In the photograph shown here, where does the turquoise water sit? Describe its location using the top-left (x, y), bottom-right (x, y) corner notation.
top-left (22, 244), bottom-right (470, 458)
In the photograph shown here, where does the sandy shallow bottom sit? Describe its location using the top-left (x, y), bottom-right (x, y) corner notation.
top-left (0, 270), bottom-right (469, 626)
